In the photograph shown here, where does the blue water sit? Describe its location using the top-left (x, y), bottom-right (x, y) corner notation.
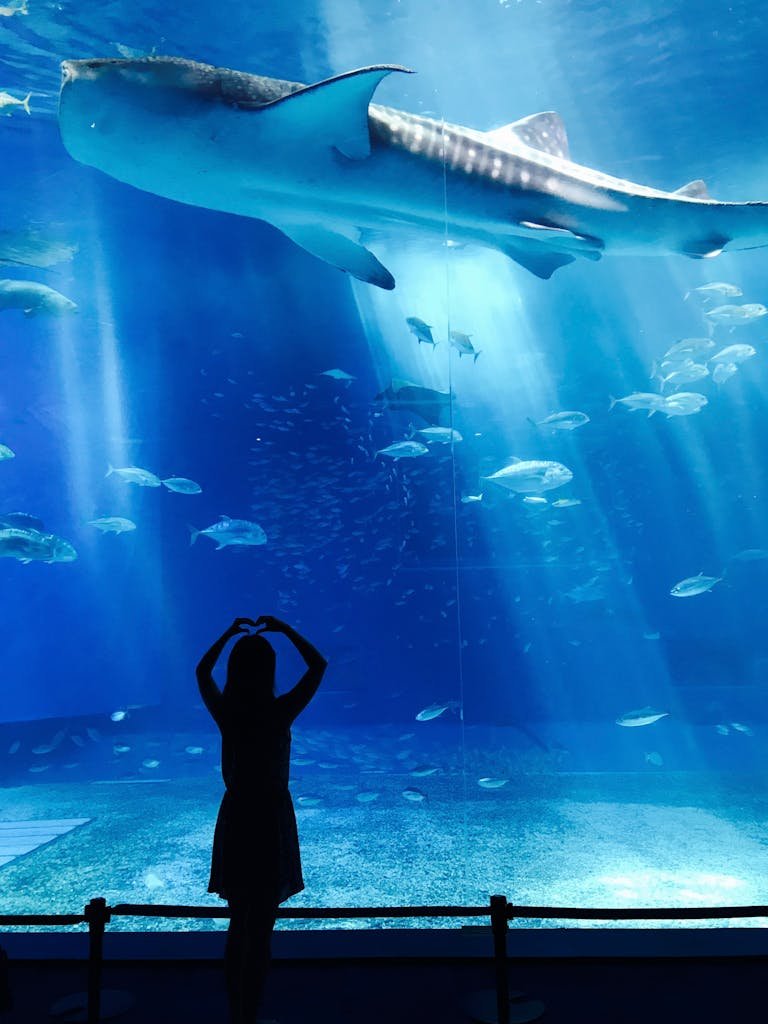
top-left (2, 0), bottom-right (768, 929)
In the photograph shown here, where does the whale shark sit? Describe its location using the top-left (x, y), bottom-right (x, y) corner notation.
top-left (58, 57), bottom-right (768, 289)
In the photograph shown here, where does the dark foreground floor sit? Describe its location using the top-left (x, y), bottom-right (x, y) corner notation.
top-left (1, 955), bottom-right (766, 1023)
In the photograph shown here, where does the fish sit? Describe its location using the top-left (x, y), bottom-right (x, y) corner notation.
top-left (731, 548), bottom-right (768, 562)
top-left (110, 710), bottom-right (128, 721)
top-left (449, 331), bottom-right (481, 362)
top-left (477, 777), bottom-right (508, 789)
top-left (87, 516), bottom-right (136, 533)
top-left (0, 443), bottom-right (15, 460)
top-left (731, 721), bottom-right (754, 736)
top-left (415, 700), bottom-right (462, 722)
top-left (320, 368), bottom-right (356, 381)
top-left (296, 795), bottom-right (324, 807)
top-left (0, 279), bottom-right (77, 316)
top-left (375, 379), bottom-right (453, 425)
top-left (616, 706), bottom-right (670, 727)
top-left (106, 464), bottom-right (161, 487)
top-left (406, 317), bottom-right (437, 347)
top-left (522, 496), bottom-right (548, 506)
top-left (460, 493), bottom-right (483, 504)
top-left (656, 361), bottom-right (709, 390)
top-left (712, 362), bottom-right (738, 385)
top-left (609, 392), bottom-right (666, 416)
top-left (0, 91), bottom-right (31, 115)
top-left (355, 791), bottom-right (380, 803)
top-left (185, 745), bottom-right (204, 755)
top-left (684, 282), bottom-right (742, 301)
top-left (0, 526), bottom-right (77, 563)
top-left (162, 476), bottom-right (202, 494)
top-left (410, 764), bottom-right (440, 777)
top-left (645, 751), bottom-right (664, 766)
top-left (483, 458), bottom-right (573, 494)
top-left (58, 58), bottom-right (768, 287)
top-left (552, 498), bottom-right (581, 508)
top-left (715, 724), bottom-right (730, 735)
top-left (535, 411), bottom-right (589, 431)
top-left (141, 758), bottom-right (160, 769)
top-left (401, 787), bottom-right (427, 802)
top-left (704, 303), bottom-right (768, 327)
top-left (708, 343), bottom-right (756, 365)
top-left (189, 515), bottom-right (267, 549)
top-left (376, 440), bottom-right (429, 459)
top-left (414, 426), bottom-right (462, 444)
top-left (144, 871), bottom-right (165, 890)
top-left (670, 572), bottom-right (722, 597)
top-left (661, 392), bottom-right (708, 417)
top-left (663, 337), bottom-right (715, 359)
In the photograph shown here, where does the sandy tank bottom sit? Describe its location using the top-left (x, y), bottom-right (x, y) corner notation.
top-left (1, 770), bottom-right (767, 931)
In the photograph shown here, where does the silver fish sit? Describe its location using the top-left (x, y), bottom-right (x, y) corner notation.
top-left (87, 516), bottom-right (136, 533)
top-left (616, 706), bottom-right (670, 727)
top-left (106, 464), bottom-right (161, 487)
top-left (483, 458), bottom-right (573, 494)
top-left (162, 476), bottom-right (202, 494)
top-left (670, 572), bottom-right (721, 597)
top-left (377, 440), bottom-right (429, 459)
top-left (406, 317), bottom-right (437, 347)
top-left (190, 516), bottom-right (267, 549)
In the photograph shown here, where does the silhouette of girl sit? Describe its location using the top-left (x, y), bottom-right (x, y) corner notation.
top-left (197, 615), bottom-right (327, 1024)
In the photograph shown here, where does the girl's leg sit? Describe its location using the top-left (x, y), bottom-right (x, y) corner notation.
top-left (241, 901), bottom-right (278, 1023)
top-left (225, 898), bottom-right (248, 1024)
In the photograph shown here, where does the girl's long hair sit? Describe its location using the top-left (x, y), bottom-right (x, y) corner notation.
top-left (223, 633), bottom-right (276, 713)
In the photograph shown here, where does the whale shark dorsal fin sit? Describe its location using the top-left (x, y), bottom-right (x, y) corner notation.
top-left (485, 111), bottom-right (570, 159)
top-left (674, 179), bottom-right (710, 200)
top-left (250, 65), bottom-right (413, 160)
top-left (272, 222), bottom-right (395, 289)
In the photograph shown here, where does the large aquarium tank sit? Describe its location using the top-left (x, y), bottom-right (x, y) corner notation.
top-left (2, 0), bottom-right (768, 935)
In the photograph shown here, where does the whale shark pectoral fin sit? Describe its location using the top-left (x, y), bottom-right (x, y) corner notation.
top-left (273, 222), bottom-right (395, 289)
top-left (674, 179), bottom-right (711, 199)
top-left (486, 111), bottom-right (570, 159)
top-left (248, 65), bottom-right (413, 160)
top-left (501, 242), bottom-right (575, 279)
top-left (682, 233), bottom-right (731, 259)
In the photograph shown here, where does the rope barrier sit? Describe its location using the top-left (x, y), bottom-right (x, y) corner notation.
top-left (2, 896), bottom-right (766, 1023)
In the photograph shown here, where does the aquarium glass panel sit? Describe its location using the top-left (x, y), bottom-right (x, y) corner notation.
top-left (1, 0), bottom-right (767, 931)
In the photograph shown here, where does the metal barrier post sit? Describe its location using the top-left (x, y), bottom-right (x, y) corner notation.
top-left (490, 895), bottom-right (509, 1024)
top-left (84, 897), bottom-right (109, 1024)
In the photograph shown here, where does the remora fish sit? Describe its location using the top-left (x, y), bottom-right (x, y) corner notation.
top-left (58, 57), bottom-right (768, 288)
